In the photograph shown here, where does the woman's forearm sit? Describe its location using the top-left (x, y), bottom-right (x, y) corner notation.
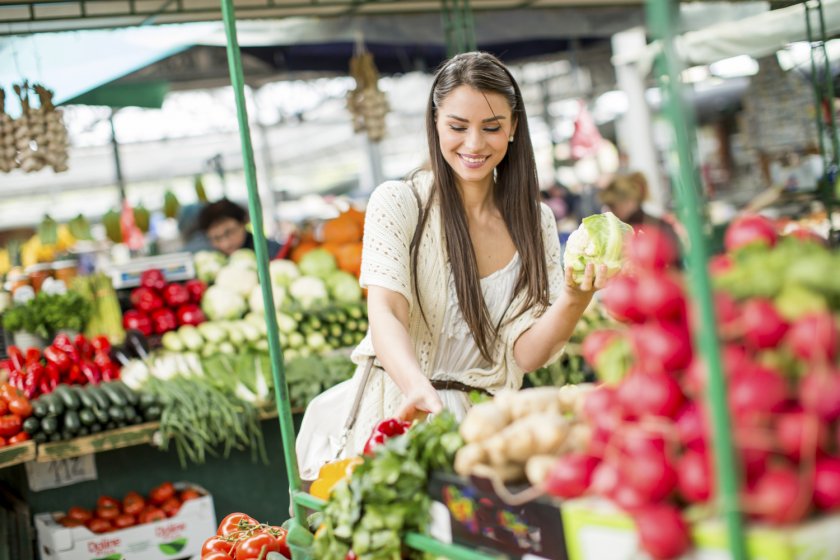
top-left (512, 292), bottom-right (593, 372)
top-left (368, 302), bottom-right (428, 395)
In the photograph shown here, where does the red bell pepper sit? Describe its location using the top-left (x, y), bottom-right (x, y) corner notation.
top-left (43, 363), bottom-right (60, 393)
top-left (151, 308), bottom-right (177, 334)
top-left (43, 345), bottom-right (71, 373)
top-left (52, 333), bottom-right (74, 353)
top-left (363, 418), bottom-right (411, 455)
top-left (130, 287), bottom-right (164, 314)
top-left (24, 363), bottom-right (45, 399)
top-left (7, 347), bottom-right (24, 372)
top-left (123, 310), bottom-right (153, 337)
top-left (91, 335), bottom-right (112, 355)
top-left (162, 283), bottom-right (190, 308)
top-left (25, 348), bottom-right (41, 366)
top-left (80, 362), bottom-right (101, 385)
top-left (8, 368), bottom-right (24, 392)
top-left (184, 279), bottom-right (206, 304)
top-left (93, 351), bottom-right (112, 370)
top-left (101, 363), bottom-right (121, 382)
top-left (176, 304), bottom-right (205, 327)
top-left (140, 269), bottom-right (167, 291)
top-left (74, 334), bottom-right (94, 360)
top-left (67, 364), bottom-right (86, 385)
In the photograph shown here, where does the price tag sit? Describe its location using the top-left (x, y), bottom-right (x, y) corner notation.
top-left (26, 455), bottom-right (98, 492)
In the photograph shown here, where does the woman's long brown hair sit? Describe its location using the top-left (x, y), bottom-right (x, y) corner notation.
top-left (411, 52), bottom-right (549, 363)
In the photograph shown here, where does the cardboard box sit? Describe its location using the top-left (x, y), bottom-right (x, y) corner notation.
top-left (35, 484), bottom-right (216, 560)
top-left (562, 498), bottom-right (840, 560)
top-left (428, 471), bottom-right (568, 560)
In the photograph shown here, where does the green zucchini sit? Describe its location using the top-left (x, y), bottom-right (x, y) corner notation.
top-left (43, 395), bottom-right (64, 417)
top-left (92, 407), bottom-right (110, 425)
top-left (53, 385), bottom-right (80, 410)
top-left (111, 381), bottom-right (139, 406)
top-left (22, 417), bottom-right (40, 435)
top-left (31, 399), bottom-right (49, 418)
top-left (100, 384), bottom-right (126, 407)
top-left (48, 433), bottom-right (62, 442)
top-left (89, 423), bottom-right (102, 434)
top-left (63, 410), bottom-right (81, 433)
top-left (41, 415), bottom-right (59, 435)
top-left (123, 406), bottom-right (137, 422)
top-left (138, 392), bottom-right (158, 410)
top-left (79, 409), bottom-right (96, 426)
top-left (86, 386), bottom-right (110, 410)
top-left (75, 386), bottom-right (97, 409)
top-left (32, 433), bottom-right (48, 444)
top-left (143, 405), bottom-right (162, 422)
top-left (104, 421), bottom-right (116, 431)
top-left (107, 406), bottom-right (125, 422)
top-left (77, 426), bottom-right (90, 437)
top-left (60, 430), bottom-right (74, 441)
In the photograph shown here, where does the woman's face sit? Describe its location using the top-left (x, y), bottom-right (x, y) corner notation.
top-left (435, 85), bottom-right (516, 190)
top-left (207, 217), bottom-right (246, 256)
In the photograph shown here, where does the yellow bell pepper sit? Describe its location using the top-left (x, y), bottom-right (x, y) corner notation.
top-left (309, 457), bottom-right (363, 500)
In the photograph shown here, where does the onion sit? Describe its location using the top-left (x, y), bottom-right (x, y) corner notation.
top-left (632, 322), bottom-right (693, 374)
top-left (633, 504), bottom-right (691, 560)
top-left (750, 466), bottom-right (809, 525)
top-left (601, 274), bottom-right (646, 323)
top-left (635, 272), bottom-right (686, 323)
top-left (728, 364), bottom-right (788, 418)
top-left (800, 369), bottom-right (840, 422)
top-left (813, 457), bottom-right (840, 511)
top-left (543, 454), bottom-right (600, 499)
top-left (786, 313), bottom-right (839, 364)
top-left (625, 225), bottom-right (679, 271)
top-left (677, 450), bottom-right (712, 503)
top-left (723, 214), bottom-right (778, 252)
top-left (740, 298), bottom-right (789, 350)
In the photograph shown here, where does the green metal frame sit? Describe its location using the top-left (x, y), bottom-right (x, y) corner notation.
top-left (441, 0), bottom-right (478, 57)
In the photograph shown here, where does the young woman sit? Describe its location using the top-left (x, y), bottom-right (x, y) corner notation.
top-left (297, 52), bottom-right (607, 480)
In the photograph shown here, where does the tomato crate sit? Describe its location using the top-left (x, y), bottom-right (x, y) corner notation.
top-left (34, 483), bottom-right (216, 560)
top-left (562, 498), bottom-right (840, 560)
top-left (427, 471), bottom-right (568, 560)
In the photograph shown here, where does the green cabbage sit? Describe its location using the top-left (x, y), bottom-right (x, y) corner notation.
top-left (298, 249), bottom-right (337, 278)
top-left (326, 270), bottom-right (362, 303)
top-left (564, 212), bottom-right (632, 285)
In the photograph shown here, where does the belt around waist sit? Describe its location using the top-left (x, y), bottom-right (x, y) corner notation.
top-left (430, 379), bottom-right (491, 396)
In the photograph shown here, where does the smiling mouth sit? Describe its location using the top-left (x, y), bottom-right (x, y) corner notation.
top-left (459, 154), bottom-right (489, 164)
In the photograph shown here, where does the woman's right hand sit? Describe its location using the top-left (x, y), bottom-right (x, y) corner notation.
top-left (396, 379), bottom-right (443, 423)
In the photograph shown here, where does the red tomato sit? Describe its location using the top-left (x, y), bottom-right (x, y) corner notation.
top-left (201, 535), bottom-right (235, 556)
top-left (0, 399), bottom-right (7, 416)
top-left (96, 506), bottom-right (120, 521)
top-left (161, 497), bottom-right (181, 518)
top-left (217, 512), bottom-right (258, 537)
top-left (66, 506), bottom-right (93, 523)
top-left (113, 514), bottom-right (136, 529)
top-left (0, 414), bottom-right (22, 438)
top-left (202, 553), bottom-right (232, 560)
top-left (235, 533), bottom-right (280, 560)
top-left (180, 488), bottom-right (201, 502)
top-left (138, 507), bottom-right (166, 524)
top-left (86, 518), bottom-right (113, 534)
top-left (58, 516), bottom-right (84, 528)
top-left (7, 396), bottom-right (32, 419)
top-left (123, 491), bottom-right (145, 516)
top-left (149, 482), bottom-right (175, 505)
top-left (8, 432), bottom-right (31, 444)
top-left (0, 383), bottom-right (20, 401)
top-left (268, 527), bottom-right (291, 558)
top-left (96, 496), bottom-right (120, 510)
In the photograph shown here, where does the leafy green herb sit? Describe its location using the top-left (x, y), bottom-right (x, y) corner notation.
top-left (2, 291), bottom-right (91, 338)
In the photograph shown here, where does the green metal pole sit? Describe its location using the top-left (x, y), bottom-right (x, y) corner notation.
top-left (816, 0), bottom-right (839, 162)
top-left (441, 0), bottom-right (477, 57)
top-left (219, 0), bottom-right (306, 524)
top-left (806, 3), bottom-right (828, 168)
top-left (404, 533), bottom-right (505, 560)
top-left (647, 1), bottom-right (749, 559)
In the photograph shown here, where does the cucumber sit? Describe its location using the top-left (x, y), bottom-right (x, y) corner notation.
top-left (123, 406), bottom-right (137, 422)
top-left (110, 381), bottom-right (139, 406)
top-left (32, 433), bottom-right (48, 444)
top-left (92, 407), bottom-right (110, 425)
top-left (86, 386), bottom-right (110, 410)
top-left (42, 393), bottom-right (65, 417)
top-left (138, 392), bottom-right (158, 410)
top-left (104, 421), bottom-right (116, 431)
top-left (75, 386), bottom-right (97, 409)
top-left (22, 417), bottom-right (40, 435)
top-left (100, 384), bottom-right (126, 407)
top-left (143, 406), bottom-right (162, 422)
top-left (41, 415), bottom-right (59, 435)
top-left (48, 433), bottom-right (62, 442)
top-left (63, 410), bottom-right (81, 434)
top-left (107, 406), bottom-right (125, 422)
top-left (60, 430), bottom-right (74, 441)
top-left (31, 399), bottom-right (49, 418)
top-left (79, 409), bottom-right (96, 426)
top-left (89, 423), bottom-right (102, 434)
top-left (53, 385), bottom-right (80, 410)
top-left (77, 426), bottom-right (90, 437)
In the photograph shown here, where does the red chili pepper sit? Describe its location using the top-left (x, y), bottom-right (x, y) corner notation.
top-left (43, 345), bottom-right (71, 373)
top-left (362, 418), bottom-right (411, 455)
top-left (8, 369), bottom-right (24, 392)
top-left (93, 351), bottom-right (112, 370)
top-left (74, 334), bottom-right (94, 360)
top-left (79, 362), bottom-right (102, 385)
top-left (101, 363), bottom-right (121, 382)
top-left (24, 363), bottom-right (45, 399)
top-left (67, 364), bottom-right (86, 385)
top-left (91, 336), bottom-right (112, 355)
top-left (140, 269), bottom-right (167, 291)
top-left (52, 333), bottom-right (74, 354)
top-left (45, 363), bottom-right (60, 390)
top-left (7, 347), bottom-right (24, 372)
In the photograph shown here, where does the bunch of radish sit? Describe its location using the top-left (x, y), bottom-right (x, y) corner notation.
top-left (545, 216), bottom-right (840, 560)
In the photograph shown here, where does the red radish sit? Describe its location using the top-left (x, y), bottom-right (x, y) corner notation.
top-left (635, 272), bottom-right (686, 322)
top-left (684, 344), bottom-right (748, 396)
top-left (736, 431), bottom-right (772, 484)
top-left (714, 291), bottom-right (740, 335)
top-left (787, 227), bottom-right (826, 245)
top-left (724, 214), bottom-right (777, 252)
top-left (708, 254), bottom-right (733, 276)
top-left (800, 369), bottom-right (840, 422)
top-left (740, 298), bottom-right (789, 350)
top-left (675, 403), bottom-right (708, 451)
top-left (582, 329), bottom-right (620, 366)
top-left (750, 466), bottom-right (809, 525)
top-left (621, 448), bottom-right (677, 503)
top-left (625, 225), bottom-right (679, 271)
top-left (543, 454), bottom-right (600, 499)
top-left (633, 504), bottom-right (691, 560)
top-left (786, 313), bottom-right (839, 363)
top-left (632, 322), bottom-right (693, 373)
top-left (590, 460), bottom-right (621, 497)
top-left (813, 457), bottom-right (840, 511)
top-left (728, 364), bottom-right (788, 418)
top-left (612, 484), bottom-right (647, 512)
top-left (583, 385), bottom-right (623, 428)
top-left (616, 372), bottom-right (648, 420)
top-left (677, 450), bottom-right (712, 503)
top-left (626, 371), bottom-right (684, 419)
top-left (621, 425), bottom-right (667, 456)
top-left (776, 410), bottom-right (827, 460)
top-left (601, 275), bottom-right (645, 323)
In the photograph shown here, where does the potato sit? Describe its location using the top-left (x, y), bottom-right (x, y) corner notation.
top-left (460, 401), bottom-right (510, 443)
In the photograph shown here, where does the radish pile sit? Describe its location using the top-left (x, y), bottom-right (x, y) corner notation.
top-left (546, 216), bottom-right (840, 559)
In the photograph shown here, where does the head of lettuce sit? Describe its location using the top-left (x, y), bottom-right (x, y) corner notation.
top-left (564, 212), bottom-right (633, 285)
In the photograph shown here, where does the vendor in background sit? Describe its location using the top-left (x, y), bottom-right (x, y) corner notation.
top-left (197, 198), bottom-right (282, 258)
top-left (599, 172), bottom-right (681, 247)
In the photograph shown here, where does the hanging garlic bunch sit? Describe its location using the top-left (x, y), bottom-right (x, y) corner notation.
top-left (13, 82), bottom-right (46, 173)
top-left (34, 84), bottom-right (69, 172)
top-left (346, 51), bottom-right (389, 142)
top-left (0, 88), bottom-right (16, 172)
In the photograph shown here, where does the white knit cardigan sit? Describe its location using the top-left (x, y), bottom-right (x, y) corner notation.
top-left (347, 171), bottom-right (565, 451)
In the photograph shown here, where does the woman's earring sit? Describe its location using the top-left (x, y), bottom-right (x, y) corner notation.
top-left (509, 136), bottom-right (514, 143)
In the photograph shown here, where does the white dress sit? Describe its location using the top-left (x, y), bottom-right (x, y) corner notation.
top-left (296, 253), bottom-right (521, 480)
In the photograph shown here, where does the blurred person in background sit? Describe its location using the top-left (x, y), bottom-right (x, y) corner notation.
top-left (599, 172), bottom-right (680, 247)
top-left (198, 198), bottom-right (281, 257)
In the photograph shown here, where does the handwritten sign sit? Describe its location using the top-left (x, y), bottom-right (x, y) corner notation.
top-left (26, 454), bottom-right (97, 491)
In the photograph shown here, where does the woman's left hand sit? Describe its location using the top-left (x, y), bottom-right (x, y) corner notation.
top-left (564, 262), bottom-right (610, 297)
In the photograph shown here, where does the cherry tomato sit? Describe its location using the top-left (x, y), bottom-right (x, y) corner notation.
top-left (66, 506), bottom-right (93, 523)
top-left (202, 553), bottom-right (232, 560)
top-left (96, 506), bottom-right (119, 521)
top-left (138, 507), bottom-right (166, 524)
top-left (161, 497), bottom-right (181, 518)
top-left (113, 513), bottom-right (136, 529)
top-left (201, 535), bottom-right (235, 556)
top-left (8, 432), bottom-right (31, 444)
top-left (180, 488), bottom-right (202, 502)
top-left (86, 518), bottom-right (113, 534)
top-left (96, 496), bottom-right (120, 510)
top-left (217, 512), bottom-right (258, 537)
top-left (234, 533), bottom-right (280, 560)
top-left (123, 491), bottom-right (145, 516)
top-left (149, 481), bottom-right (175, 505)
top-left (7, 396), bottom-right (31, 419)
